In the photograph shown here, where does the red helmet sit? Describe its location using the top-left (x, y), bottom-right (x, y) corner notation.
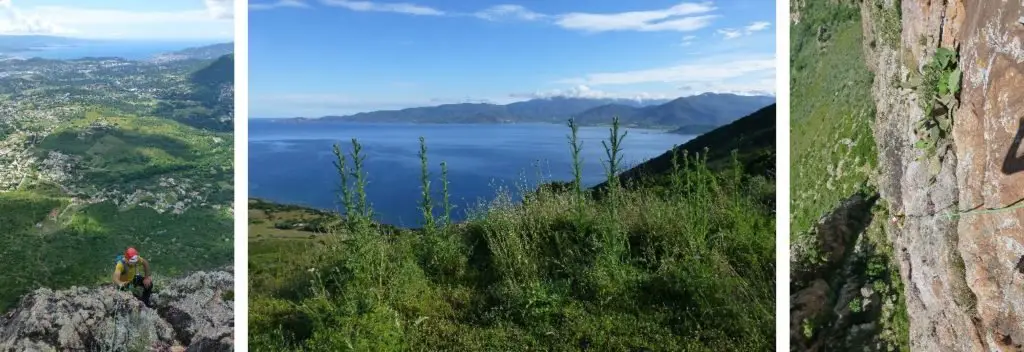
top-left (125, 247), bottom-right (139, 263)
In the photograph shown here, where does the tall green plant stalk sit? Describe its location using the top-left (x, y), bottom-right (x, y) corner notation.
top-left (601, 117), bottom-right (627, 203)
top-left (566, 118), bottom-right (585, 221)
top-left (332, 143), bottom-right (355, 227)
top-left (440, 161), bottom-right (452, 228)
top-left (566, 119), bottom-right (584, 195)
top-left (419, 136), bottom-right (435, 231)
top-left (600, 117), bottom-right (629, 260)
top-left (669, 144), bottom-right (682, 194)
top-left (350, 138), bottom-right (371, 223)
top-left (702, 147), bottom-right (717, 193)
top-left (729, 149), bottom-right (743, 191)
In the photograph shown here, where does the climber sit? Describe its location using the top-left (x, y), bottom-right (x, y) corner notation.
top-left (112, 247), bottom-right (154, 307)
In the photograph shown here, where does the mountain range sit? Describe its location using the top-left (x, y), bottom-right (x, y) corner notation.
top-left (313, 93), bottom-right (774, 131)
top-left (151, 43), bottom-right (234, 62)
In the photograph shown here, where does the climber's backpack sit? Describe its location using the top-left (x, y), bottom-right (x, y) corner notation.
top-left (115, 255), bottom-right (135, 290)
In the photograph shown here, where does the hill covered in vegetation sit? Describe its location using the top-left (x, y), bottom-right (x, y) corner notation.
top-left (0, 48), bottom-right (234, 313)
top-left (249, 107), bottom-right (776, 350)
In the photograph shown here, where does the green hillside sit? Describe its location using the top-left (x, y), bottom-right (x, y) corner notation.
top-left (0, 53), bottom-right (234, 312)
top-left (154, 54), bottom-right (235, 132)
top-left (0, 110), bottom-right (233, 311)
top-left (37, 110), bottom-right (232, 198)
top-left (249, 115), bottom-right (776, 350)
top-left (601, 104), bottom-right (776, 192)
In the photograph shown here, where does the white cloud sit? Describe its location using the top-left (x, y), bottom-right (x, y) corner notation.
top-left (677, 79), bottom-right (776, 96)
top-left (250, 0), bottom-right (311, 10)
top-left (745, 21), bottom-right (770, 32)
top-left (717, 29), bottom-right (742, 39)
top-left (0, 2), bottom-right (232, 40)
top-left (474, 4), bottom-right (545, 21)
top-left (254, 1), bottom-right (721, 33)
top-left (555, 2), bottom-right (717, 32)
top-left (717, 21), bottom-right (772, 39)
top-left (205, 0), bottom-right (233, 19)
top-left (319, 0), bottom-right (444, 16)
top-left (554, 55), bottom-right (776, 95)
top-left (511, 84), bottom-right (674, 101)
top-left (0, 0), bottom-right (66, 35)
top-left (681, 35), bottom-right (696, 46)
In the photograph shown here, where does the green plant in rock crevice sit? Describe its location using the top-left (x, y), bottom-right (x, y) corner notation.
top-left (904, 47), bottom-right (961, 179)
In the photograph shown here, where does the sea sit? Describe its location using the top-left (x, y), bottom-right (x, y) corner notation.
top-left (1, 41), bottom-right (212, 60)
top-left (249, 120), bottom-right (693, 227)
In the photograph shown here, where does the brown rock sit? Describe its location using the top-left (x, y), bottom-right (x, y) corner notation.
top-left (864, 0), bottom-right (1024, 350)
top-left (953, 0), bottom-right (1024, 349)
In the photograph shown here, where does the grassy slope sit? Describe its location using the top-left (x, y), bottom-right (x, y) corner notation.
top-left (790, 6), bottom-right (877, 237)
top-left (789, 1), bottom-right (909, 348)
top-left (0, 110), bottom-right (232, 312)
top-left (38, 109), bottom-right (233, 200)
top-left (609, 104), bottom-right (776, 187)
top-left (249, 110), bottom-right (776, 350)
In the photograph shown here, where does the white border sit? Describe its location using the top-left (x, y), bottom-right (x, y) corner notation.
top-left (775, 0), bottom-right (791, 350)
top-left (233, 0), bottom-right (249, 348)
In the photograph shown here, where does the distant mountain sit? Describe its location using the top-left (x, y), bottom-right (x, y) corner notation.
top-left (151, 43), bottom-right (234, 62)
top-left (320, 97), bottom-right (670, 125)
top-left (153, 54), bottom-right (235, 131)
top-left (505, 97), bottom-right (666, 121)
top-left (313, 94), bottom-right (771, 129)
top-left (574, 93), bottom-right (776, 129)
top-left (669, 124), bottom-right (720, 135)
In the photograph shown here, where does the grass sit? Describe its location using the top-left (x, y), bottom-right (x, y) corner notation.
top-left (0, 191), bottom-right (232, 311)
top-left (790, 1), bottom-right (877, 241)
top-left (249, 117), bottom-right (776, 350)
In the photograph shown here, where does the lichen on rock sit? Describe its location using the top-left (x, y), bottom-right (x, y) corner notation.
top-left (0, 268), bottom-right (234, 352)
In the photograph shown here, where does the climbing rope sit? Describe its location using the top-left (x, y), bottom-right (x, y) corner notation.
top-left (944, 198), bottom-right (1024, 219)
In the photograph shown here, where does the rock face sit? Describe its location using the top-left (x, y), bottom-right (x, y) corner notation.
top-left (863, 0), bottom-right (1024, 350)
top-left (0, 269), bottom-right (234, 352)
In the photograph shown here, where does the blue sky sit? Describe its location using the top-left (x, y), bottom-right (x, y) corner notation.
top-left (0, 0), bottom-right (233, 40)
top-left (249, 0), bottom-right (776, 117)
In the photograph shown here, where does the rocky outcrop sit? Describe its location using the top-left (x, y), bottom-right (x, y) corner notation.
top-left (790, 191), bottom-right (908, 351)
top-left (0, 269), bottom-right (234, 352)
top-left (862, 0), bottom-right (1024, 350)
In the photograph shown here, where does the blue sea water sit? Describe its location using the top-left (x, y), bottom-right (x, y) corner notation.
top-left (249, 120), bottom-right (692, 227)
top-left (3, 41), bottom-right (210, 60)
